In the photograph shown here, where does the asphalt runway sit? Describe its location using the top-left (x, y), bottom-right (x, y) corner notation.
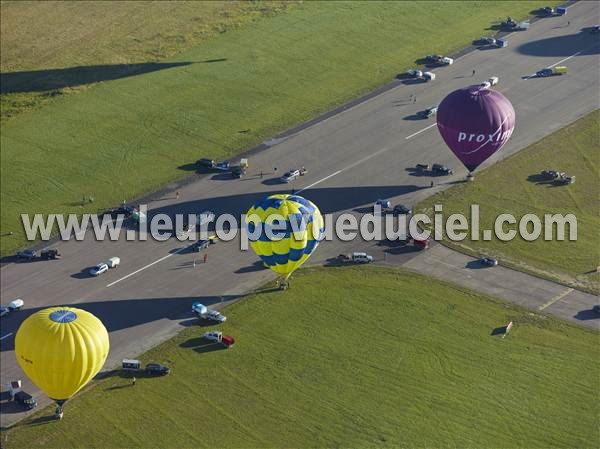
top-left (1, 2), bottom-right (599, 426)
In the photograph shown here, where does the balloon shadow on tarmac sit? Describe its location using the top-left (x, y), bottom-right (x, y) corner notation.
top-left (0, 295), bottom-right (238, 353)
top-left (516, 31), bottom-right (600, 57)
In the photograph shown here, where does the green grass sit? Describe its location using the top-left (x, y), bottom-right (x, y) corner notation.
top-left (0, 1), bottom-right (556, 256)
top-left (416, 111), bottom-right (600, 293)
top-left (4, 266), bottom-right (598, 448)
top-left (0, 1), bottom-right (297, 119)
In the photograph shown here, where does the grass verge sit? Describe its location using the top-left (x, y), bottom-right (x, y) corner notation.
top-left (416, 110), bottom-right (600, 293)
top-left (4, 266), bottom-right (598, 448)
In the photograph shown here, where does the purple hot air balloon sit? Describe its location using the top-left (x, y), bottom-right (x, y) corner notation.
top-left (436, 85), bottom-right (515, 173)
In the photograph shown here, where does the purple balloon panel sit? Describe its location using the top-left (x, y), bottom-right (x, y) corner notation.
top-left (436, 86), bottom-right (515, 172)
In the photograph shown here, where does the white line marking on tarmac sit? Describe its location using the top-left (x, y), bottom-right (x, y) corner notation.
top-left (106, 248), bottom-right (186, 287)
top-left (0, 333), bottom-right (13, 341)
top-left (296, 170), bottom-right (342, 194)
top-left (539, 288), bottom-right (574, 311)
top-left (405, 123), bottom-right (437, 140)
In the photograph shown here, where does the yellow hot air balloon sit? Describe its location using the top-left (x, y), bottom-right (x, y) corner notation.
top-left (246, 194), bottom-right (324, 287)
top-left (15, 307), bottom-right (109, 418)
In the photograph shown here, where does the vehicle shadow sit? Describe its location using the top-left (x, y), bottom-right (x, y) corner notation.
top-left (406, 167), bottom-right (430, 177)
top-left (574, 309), bottom-right (599, 321)
top-left (261, 178), bottom-right (284, 186)
top-left (490, 325), bottom-right (508, 336)
top-left (210, 172), bottom-right (235, 181)
top-left (403, 114), bottom-right (425, 121)
top-left (70, 268), bottom-right (95, 279)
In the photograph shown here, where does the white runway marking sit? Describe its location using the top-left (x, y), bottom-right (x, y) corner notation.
top-left (0, 333), bottom-right (13, 341)
top-left (296, 170), bottom-right (342, 194)
top-left (405, 123), bottom-right (437, 140)
top-left (106, 248), bottom-right (186, 287)
top-left (539, 288), bottom-right (574, 311)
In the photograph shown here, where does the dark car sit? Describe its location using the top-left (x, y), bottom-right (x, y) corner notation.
top-left (480, 257), bottom-right (498, 267)
top-left (192, 239), bottom-right (211, 251)
top-left (196, 158), bottom-right (216, 169)
top-left (418, 107), bottom-right (437, 119)
top-left (16, 249), bottom-right (37, 260)
top-left (540, 170), bottom-right (560, 180)
top-left (14, 391), bottom-right (37, 410)
top-left (393, 204), bottom-right (412, 214)
top-left (501, 17), bottom-right (517, 28)
top-left (40, 249), bottom-right (61, 260)
top-left (431, 163), bottom-right (453, 176)
top-left (541, 6), bottom-right (554, 15)
top-left (145, 363), bottom-right (170, 376)
top-left (592, 305), bottom-right (600, 314)
top-left (230, 166), bottom-right (245, 178)
top-left (536, 68), bottom-right (553, 77)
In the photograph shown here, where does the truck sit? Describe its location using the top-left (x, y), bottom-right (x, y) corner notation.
top-left (202, 331), bottom-right (235, 348)
top-left (7, 380), bottom-right (37, 410)
top-left (536, 66), bottom-right (568, 77)
top-left (40, 248), bottom-right (61, 260)
top-left (192, 303), bottom-right (227, 323)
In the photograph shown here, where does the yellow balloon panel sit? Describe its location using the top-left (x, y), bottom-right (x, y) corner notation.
top-left (15, 307), bottom-right (109, 401)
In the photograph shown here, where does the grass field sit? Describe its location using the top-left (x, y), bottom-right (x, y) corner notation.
top-left (416, 111), bottom-right (600, 293)
top-left (0, 1), bottom-right (554, 256)
top-left (0, 1), bottom-right (297, 120)
top-left (4, 267), bottom-right (598, 448)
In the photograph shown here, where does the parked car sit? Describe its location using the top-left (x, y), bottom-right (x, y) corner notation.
top-left (393, 204), bottom-right (412, 214)
top-left (215, 161), bottom-right (231, 171)
top-left (541, 6), bottom-right (555, 15)
top-left (375, 199), bottom-right (392, 210)
top-left (351, 252), bottom-right (373, 264)
top-left (231, 166), bottom-right (245, 178)
top-left (8, 299), bottom-right (24, 311)
top-left (480, 81), bottom-right (491, 89)
top-left (418, 106), bottom-right (437, 118)
top-left (555, 174), bottom-right (575, 185)
top-left (488, 76), bottom-right (499, 86)
top-left (281, 169), bottom-right (301, 183)
top-left (40, 248), bottom-right (61, 260)
top-left (425, 54), bottom-right (443, 63)
top-left (413, 238), bottom-right (432, 250)
top-left (541, 170), bottom-right (560, 180)
top-left (192, 302), bottom-right (208, 315)
top-left (536, 66), bottom-right (568, 77)
top-left (196, 158), bottom-right (216, 169)
top-left (202, 331), bottom-right (235, 348)
top-left (501, 17), bottom-right (517, 29)
top-left (14, 391), bottom-right (37, 410)
top-left (431, 163), bottom-right (453, 176)
top-left (480, 257), bottom-right (498, 267)
top-left (422, 71), bottom-right (435, 81)
top-left (192, 240), bottom-right (211, 251)
top-left (122, 359), bottom-right (142, 371)
top-left (145, 363), bottom-right (171, 376)
top-left (406, 69), bottom-right (423, 78)
top-left (592, 305), bottom-right (600, 314)
top-left (204, 310), bottom-right (227, 323)
top-left (477, 36), bottom-right (496, 45)
top-left (16, 249), bottom-right (37, 261)
top-left (89, 263), bottom-right (109, 276)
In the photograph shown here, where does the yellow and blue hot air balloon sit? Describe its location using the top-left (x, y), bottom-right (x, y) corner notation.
top-left (15, 307), bottom-right (110, 418)
top-left (246, 194), bottom-right (324, 282)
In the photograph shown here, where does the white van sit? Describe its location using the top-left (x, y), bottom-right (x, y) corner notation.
top-left (352, 252), bottom-right (373, 264)
top-left (122, 359), bottom-right (141, 371)
top-left (423, 72), bottom-right (436, 81)
top-left (8, 299), bottom-right (24, 311)
top-left (106, 257), bottom-right (120, 268)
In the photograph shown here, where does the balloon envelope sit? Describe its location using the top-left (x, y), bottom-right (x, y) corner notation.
top-left (246, 194), bottom-right (324, 278)
top-left (15, 307), bottom-right (109, 401)
top-left (437, 85), bottom-right (515, 172)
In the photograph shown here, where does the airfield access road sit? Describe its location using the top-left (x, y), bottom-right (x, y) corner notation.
top-left (1, 1), bottom-right (599, 426)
